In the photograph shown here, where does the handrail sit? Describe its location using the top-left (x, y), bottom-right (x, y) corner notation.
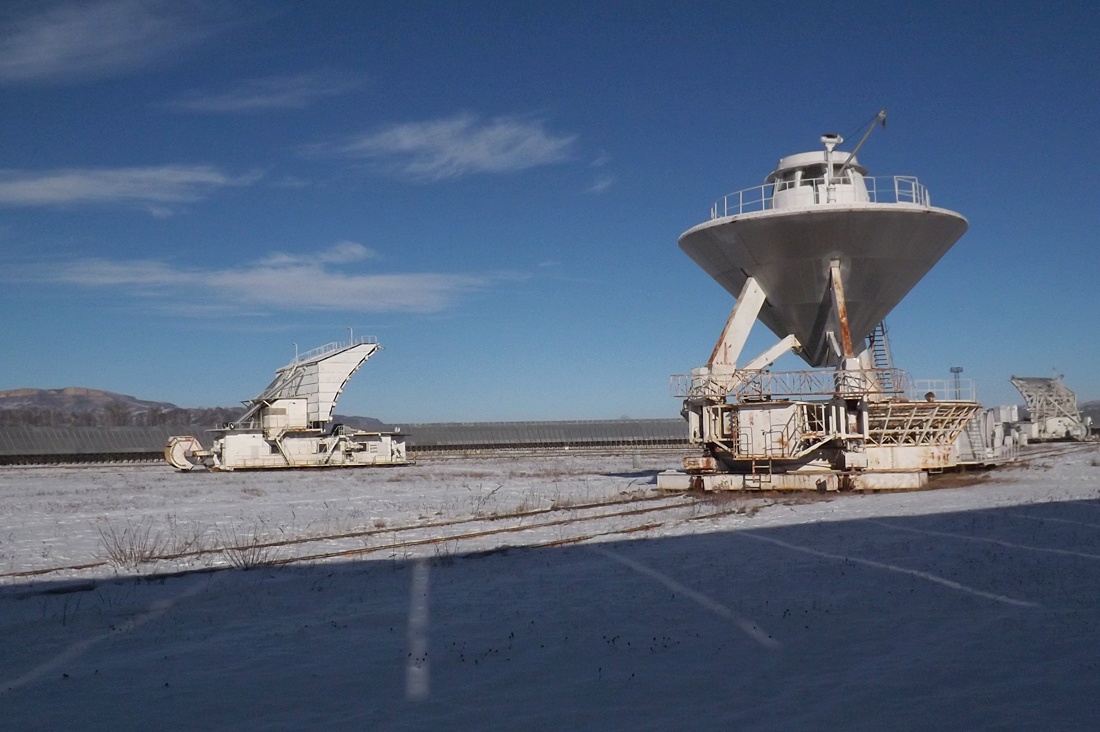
top-left (230, 337), bottom-right (382, 428)
top-left (708, 175), bottom-right (930, 219)
top-left (909, 378), bottom-right (977, 402)
top-left (293, 336), bottom-right (379, 364)
top-left (671, 368), bottom-right (910, 400)
top-left (672, 370), bottom-right (978, 404)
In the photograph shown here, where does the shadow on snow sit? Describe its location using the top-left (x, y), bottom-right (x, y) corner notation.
top-left (3, 499), bottom-right (1100, 730)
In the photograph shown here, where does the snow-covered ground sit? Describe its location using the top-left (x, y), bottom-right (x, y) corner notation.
top-left (2, 447), bottom-right (1100, 729)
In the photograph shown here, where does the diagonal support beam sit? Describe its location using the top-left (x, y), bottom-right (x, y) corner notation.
top-left (708, 277), bottom-right (766, 372)
top-left (742, 334), bottom-right (802, 371)
top-left (828, 259), bottom-right (855, 360)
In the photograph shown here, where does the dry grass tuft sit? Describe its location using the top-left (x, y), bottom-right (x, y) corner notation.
top-left (97, 519), bottom-right (169, 570)
top-left (433, 540), bottom-right (459, 566)
top-left (219, 525), bottom-right (282, 569)
top-left (469, 484), bottom-right (504, 516)
top-left (549, 494), bottom-right (577, 510)
top-left (164, 515), bottom-right (212, 555)
top-left (508, 496), bottom-right (541, 514)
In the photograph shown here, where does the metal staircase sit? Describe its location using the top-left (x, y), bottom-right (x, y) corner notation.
top-left (963, 415), bottom-right (988, 464)
top-left (869, 321), bottom-right (895, 393)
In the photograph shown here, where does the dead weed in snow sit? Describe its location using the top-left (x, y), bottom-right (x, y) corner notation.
top-left (96, 519), bottom-right (169, 570)
top-left (219, 524), bottom-right (284, 569)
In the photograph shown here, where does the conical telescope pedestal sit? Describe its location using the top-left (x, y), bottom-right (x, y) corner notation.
top-left (659, 134), bottom-right (979, 491)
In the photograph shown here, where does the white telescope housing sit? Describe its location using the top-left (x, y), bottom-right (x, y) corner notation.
top-left (166, 338), bottom-right (409, 471)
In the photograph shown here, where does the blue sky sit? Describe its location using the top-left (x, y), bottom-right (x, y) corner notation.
top-left (0, 1), bottom-right (1097, 422)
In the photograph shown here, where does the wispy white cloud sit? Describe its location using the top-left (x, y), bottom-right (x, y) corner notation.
top-left (271, 174), bottom-right (311, 189)
top-left (0, 0), bottom-right (232, 83)
top-left (203, 266), bottom-right (484, 312)
top-left (319, 241), bottom-right (375, 264)
top-left (320, 113), bottom-right (577, 181)
top-left (257, 241), bottom-right (375, 267)
top-left (0, 165), bottom-right (261, 208)
top-left (21, 242), bottom-right (491, 314)
top-left (585, 175), bottom-right (615, 194)
top-left (56, 258), bottom-right (185, 288)
top-left (168, 72), bottom-right (362, 112)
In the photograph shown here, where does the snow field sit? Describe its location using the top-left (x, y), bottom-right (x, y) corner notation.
top-left (1, 447), bottom-right (1099, 729)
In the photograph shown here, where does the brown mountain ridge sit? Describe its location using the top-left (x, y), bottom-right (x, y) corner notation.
top-left (0, 387), bottom-right (237, 427)
top-left (0, 387), bottom-right (388, 429)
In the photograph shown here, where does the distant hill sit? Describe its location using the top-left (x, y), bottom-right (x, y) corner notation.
top-left (0, 387), bottom-right (241, 427)
top-left (0, 387), bottom-right (388, 429)
top-left (332, 414), bottom-right (392, 431)
top-left (0, 387), bottom-right (174, 413)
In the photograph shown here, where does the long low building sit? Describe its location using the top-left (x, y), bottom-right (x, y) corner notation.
top-left (395, 418), bottom-right (686, 453)
top-left (0, 419), bottom-right (688, 465)
top-left (0, 425), bottom-right (195, 464)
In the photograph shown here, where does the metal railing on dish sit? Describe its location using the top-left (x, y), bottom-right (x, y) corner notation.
top-left (294, 336), bottom-right (379, 363)
top-left (709, 175), bottom-right (930, 219)
top-left (670, 368), bottom-right (911, 400)
top-left (908, 378), bottom-right (977, 402)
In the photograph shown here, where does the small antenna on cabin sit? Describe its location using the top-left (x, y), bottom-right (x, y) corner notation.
top-left (839, 108), bottom-right (887, 172)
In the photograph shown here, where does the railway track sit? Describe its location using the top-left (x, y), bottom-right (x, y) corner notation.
top-left (2, 491), bottom-right (754, 583)
top-left (4, 441), bottom-right (1093, 587)
top-left (4, 440), bottom-right (1091, 470)
top-left (0, 444), bottom-right (691, 468)
top-left (1015, 441), bottom-right (1097, 463)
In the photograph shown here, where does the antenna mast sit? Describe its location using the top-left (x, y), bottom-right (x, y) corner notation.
top-left (839, 108), bottom-right (887, 172)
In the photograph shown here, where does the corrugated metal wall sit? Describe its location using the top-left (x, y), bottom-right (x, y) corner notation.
top-left (0, 419), bottom-right (688, 461)
top-left (395, 419), bottom-right (686, 449)
top-left (0, 425), bottom-right (198, 456)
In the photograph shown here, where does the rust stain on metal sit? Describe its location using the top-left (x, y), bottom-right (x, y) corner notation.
top-left (829, 260), bottom-right (854, 358)
top-left (709, 306), bottom-right (739, 366)
top-left (683, 456), bottom-right (718, 473)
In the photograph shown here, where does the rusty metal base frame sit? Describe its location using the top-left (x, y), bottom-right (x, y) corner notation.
top-left (657, 468), bottom-right (927, 492)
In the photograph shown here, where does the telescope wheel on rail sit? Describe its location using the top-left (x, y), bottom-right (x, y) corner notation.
top-left (165, 436), bottom-right (204, 471)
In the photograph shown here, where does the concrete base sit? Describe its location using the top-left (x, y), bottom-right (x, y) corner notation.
top-left (656, 470), bottom-right (694, 490)
top-left (657, 469), bottom-right (927, 492)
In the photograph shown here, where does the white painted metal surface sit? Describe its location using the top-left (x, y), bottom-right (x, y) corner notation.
top-left (663, 124), bottom-right (989, 492)
top-left (680, 143), bottom-right (968, 368)
top-left (166, 337), bottom-right (409, 471)
top-left (1010, 376), bottom-right (1090, 441)
top-left (233, 339), bottom-right (380, 429)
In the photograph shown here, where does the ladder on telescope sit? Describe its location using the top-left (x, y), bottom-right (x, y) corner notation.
top-left (736, 430), bottom-right (773, 488)
top-left (963, 415), bottom-right (988, 464)
top-left (746, 432), bottom-right (777, 488)
top-left (869, 321), bottom-right (895, 394)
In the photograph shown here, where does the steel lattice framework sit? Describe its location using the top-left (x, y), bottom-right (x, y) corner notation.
top-left (864, 402), bottom-right (979, 446)
top-left (670, 368), bottom-right (911, 401)
top-left (1010, 376), bottom-right (1088, 440)
top-left (1011, 376), bottom-right (1081, 423)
